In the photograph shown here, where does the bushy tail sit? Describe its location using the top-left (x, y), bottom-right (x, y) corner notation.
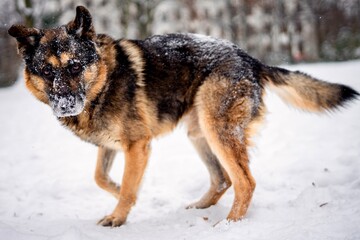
top-left (260, 66), bottom-right (359, 112)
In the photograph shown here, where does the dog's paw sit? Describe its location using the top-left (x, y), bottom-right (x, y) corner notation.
top-left (186, 202), bottom-right (211, 209)
top-left (186, 200), bottom-right (213, 209)
top-left (97, 214), bottom-right (126, 227)
top-left (186, 202), bottom-right (200, 209)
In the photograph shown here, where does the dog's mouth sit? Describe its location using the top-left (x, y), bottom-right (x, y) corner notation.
top-left (49, 93), bottom-right (85, 117)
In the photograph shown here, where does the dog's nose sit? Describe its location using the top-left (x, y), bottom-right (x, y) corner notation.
top-left (57, 85), bottom-right (70, 95)
top-left (57, 94), bottom-right (76, 110)
top-left (53, 78), bottom-right (70, 95)
top-left (60, 102), bottom-right (75, 111)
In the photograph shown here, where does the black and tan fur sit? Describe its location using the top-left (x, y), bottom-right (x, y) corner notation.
top-left (8, 6), bottom-right (359, 227)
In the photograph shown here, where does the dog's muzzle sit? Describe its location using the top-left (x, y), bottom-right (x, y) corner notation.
top-left (49, 93), bottom-right (85, 117)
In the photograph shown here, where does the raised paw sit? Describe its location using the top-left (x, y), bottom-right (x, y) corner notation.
top-left (97, 214), bottom-right (126, 227)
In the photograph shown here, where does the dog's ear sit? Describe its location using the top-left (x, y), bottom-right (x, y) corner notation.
top-left (8, 25), bottom-right (41, 55)
top-left (66, 6), bottom-right (95, 40)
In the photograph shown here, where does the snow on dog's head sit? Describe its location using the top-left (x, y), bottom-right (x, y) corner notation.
top-left (8, 6), bottom-right (106, 118)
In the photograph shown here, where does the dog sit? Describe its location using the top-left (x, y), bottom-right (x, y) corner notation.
top-left (8, 6), bottom-right (359, 227)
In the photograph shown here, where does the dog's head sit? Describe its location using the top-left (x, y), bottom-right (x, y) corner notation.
top-left (8, 6), bottom-right (104, 117)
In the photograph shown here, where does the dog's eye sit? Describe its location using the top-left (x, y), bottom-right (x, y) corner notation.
top-left (42, 65), bottom-right (53, 78)
top-left (70, 63), bottom-right (82, 74)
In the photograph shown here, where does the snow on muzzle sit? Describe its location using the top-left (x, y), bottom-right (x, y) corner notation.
top-left (49, 93), bottom-right (85, 117)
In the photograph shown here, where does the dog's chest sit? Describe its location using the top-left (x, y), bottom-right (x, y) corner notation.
top-left (84, 128), bottom-right (123, 150)
top-left (62, 117), bottom-right (124, 150)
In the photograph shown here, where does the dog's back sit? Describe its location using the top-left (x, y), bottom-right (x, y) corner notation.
top-left (134, 33), bottom-right (359, 123)
top-left (133, 33), bottom-right (264, 124)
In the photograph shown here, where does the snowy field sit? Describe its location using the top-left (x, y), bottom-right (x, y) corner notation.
top-left (0, 60), bottom-right (359, 240)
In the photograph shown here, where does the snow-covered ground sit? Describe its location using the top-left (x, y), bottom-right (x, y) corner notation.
top-left (0, 61), bottom-right (359, 240)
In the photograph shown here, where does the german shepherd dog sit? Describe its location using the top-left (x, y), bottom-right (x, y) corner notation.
top-left (8, 6), bottom-right (359, 227)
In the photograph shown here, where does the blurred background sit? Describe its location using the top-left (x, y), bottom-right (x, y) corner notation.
top-left (1, 0), bottom-right (360, 87)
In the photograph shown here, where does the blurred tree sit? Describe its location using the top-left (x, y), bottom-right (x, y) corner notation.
top-left (0, 0), bottom-right (21, 87)
top-left (117, 0), bottom-right (161, 39)
top-left (152, 0), bottom-right (360, 64)
top-left (299, 0), bottom-right (319, 61)
top-left (311, 0), bottom-right (360, 61)
top-left (15, 0), bottom-right (35, 27)
top-left (15, 0), bottom-right (63, 28)
top-left (0, 0), bottom-right (63, 87)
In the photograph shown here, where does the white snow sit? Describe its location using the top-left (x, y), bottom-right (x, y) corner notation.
top-left (1, 60), bottom-right (360, 240)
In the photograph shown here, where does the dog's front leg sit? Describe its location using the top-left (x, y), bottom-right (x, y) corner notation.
top-left (98, 138), bottom-right (151, 227)
top-left (94, 147), bottom-right (119, 199)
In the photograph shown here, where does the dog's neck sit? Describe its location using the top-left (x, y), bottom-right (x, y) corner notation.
top-left (95, 34), bottom-right (117, 74)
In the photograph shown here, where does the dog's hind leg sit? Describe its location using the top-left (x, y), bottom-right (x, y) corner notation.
top-left (94, 147), bottom-right (120, 199)
top-left (196, 77), bottom-right (260, 221)
top-left (187, 136), bottom-right (232, 209)
top-left (185, 110), bottom-right (231, 209)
